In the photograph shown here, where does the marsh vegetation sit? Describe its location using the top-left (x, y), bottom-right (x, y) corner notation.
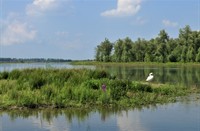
top-left (0, 68), bottom-right (199, 109)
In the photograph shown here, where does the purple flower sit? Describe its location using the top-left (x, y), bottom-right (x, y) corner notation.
top-left (102, 84), bottom-right (106, 92)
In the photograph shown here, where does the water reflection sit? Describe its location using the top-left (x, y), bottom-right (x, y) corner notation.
top-left (117, 110), bottom-right (146, 131)
top-left (0, 62), bottom-right (95, 72)
top-left (96, 65), bottom-right (200, 87)
top-left (1, 96), bottom-right (200, 131)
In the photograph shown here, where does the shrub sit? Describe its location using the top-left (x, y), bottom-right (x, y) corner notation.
top-left (110, 79), bottom-right (130, 100)
top-left (131, 82), bottom-right (153, 92)
top-left (0, 71), bottom-right (9, 79)
top-left (84, 80), bottom-right (100, 90)
top-left (88, 70), bottom-right (109, 79)
top-left (8, 69), bottom-right (21, 79)
top-left (29, 75), bottom-right (46, 89)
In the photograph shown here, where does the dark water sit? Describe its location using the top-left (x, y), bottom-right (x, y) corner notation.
top-left (0, 95), bottom-right (200, 131)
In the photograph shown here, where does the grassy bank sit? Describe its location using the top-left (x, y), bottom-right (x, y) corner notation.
top-left (0, 68), bottom-right (199, 110)
top-left (71, 61), bottom-right (200, 67)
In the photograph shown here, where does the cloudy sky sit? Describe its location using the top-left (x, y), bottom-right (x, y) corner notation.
top-left (0, 0), bottom-right (199, 60)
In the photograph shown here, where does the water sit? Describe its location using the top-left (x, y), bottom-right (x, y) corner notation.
top-left (0, 95), bottom-right (200, 131)
top-left (96, 64), bottom-right (200, 87)
top-left (0, 62), bottom-right (94, 71)
top-left (0, 62), bottom-right (200, 131)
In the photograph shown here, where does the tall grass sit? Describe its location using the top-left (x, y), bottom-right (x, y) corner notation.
top-left (0, 68), bottom-right (198, 109)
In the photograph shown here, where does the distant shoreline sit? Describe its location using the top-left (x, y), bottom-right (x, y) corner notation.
top-left (71, 61), bottom-right (200, 66)
top-left (0, 58), bottom-right (72, 63)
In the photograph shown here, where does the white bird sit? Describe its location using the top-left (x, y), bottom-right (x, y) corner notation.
top-left (146, 73), bottom-right (154, 82)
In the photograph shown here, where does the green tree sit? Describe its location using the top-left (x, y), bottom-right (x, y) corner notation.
top-left (154, 30), bottom-right (169, 63)
top-left (121, 37), bottom-right (133, 62)
top-left (186, 47), bottom-right (195, 62)
top-left (144, 39), bottom-right (156, 62)
top-left (113, 39), bottom-right (123, 62)
top-left (95, 38), bottom-right (113, 62)
top-left (196, 48), bottom-right (200, 62)
top-left (133, 38), bottom-right (147, 62)
top-left (181, 46), bottom-right (187, 62)
top-left (95, 45), bottom-right (101, 61)
top-left (179, 25), bottom-right (192, 46)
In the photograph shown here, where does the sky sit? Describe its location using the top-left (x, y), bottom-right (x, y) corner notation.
top-left (0, 0), bottom-right (200, 60)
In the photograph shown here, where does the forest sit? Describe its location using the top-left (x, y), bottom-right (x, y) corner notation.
top-left (95, 25), bottom-right (200, 63)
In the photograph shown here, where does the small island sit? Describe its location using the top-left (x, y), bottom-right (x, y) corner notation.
top-left (0, 68), bottom-right (199, 110)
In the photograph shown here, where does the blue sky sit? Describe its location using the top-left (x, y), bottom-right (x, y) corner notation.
top-left (0, 0), bottom-right (200, 60)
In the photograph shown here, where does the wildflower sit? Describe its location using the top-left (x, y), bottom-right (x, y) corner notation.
top-left (102, 84), bottom-right (106, 92)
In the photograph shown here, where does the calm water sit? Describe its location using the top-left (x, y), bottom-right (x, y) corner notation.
top-left (0, 62), bottom-right (200, 131)
top-left (96, 64), bottom-right (200, 87)
top-left (0, 62), bottom-right (94, 71)
top-left (0, 95), bottom-right (200, 131)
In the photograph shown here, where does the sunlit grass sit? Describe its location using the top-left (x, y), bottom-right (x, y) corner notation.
top-left (0, 68), bottom-right (199, 109)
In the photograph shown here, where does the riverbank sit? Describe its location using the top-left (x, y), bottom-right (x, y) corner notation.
top-left (70, 61), bottom-right (200, 67)
top-left (0, 68), bottom-right (199, 110)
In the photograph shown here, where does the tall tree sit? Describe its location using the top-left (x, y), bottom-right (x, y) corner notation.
top-left (121, 37), bottom-right (133, 62)
top-left (196, 48), bottom-right (200, 62)
top-left (95, 45), bottom-right (101, 61)
top-left (155, 30), bottom-right (169, 62)
top-left (113, 39), bottom-right (123, 62)
top-left (95, 38), bottom-right (113, 62)
top-left (179, 25), bottom-right (192, 46)
top-left (133, 38), bottom-right (147, 62)
top-left (101, 38), bottom-right (113, 62)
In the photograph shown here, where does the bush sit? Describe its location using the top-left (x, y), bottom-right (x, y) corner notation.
top-left (88, 70), bottom-right (109, 79)
top-left (110, 79), bottom-right (130, 100)
top-left (29, 75), bottom-right (46, 89)
top-left (8, 69), bottom-right (21, 79)
top-left (84, 80), bottom-right (100, 90)
top-left (0, 71), bottom-right (9, 79)
top-left (131, 82), bottom-right (153, 92)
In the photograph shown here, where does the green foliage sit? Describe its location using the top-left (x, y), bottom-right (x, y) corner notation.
top-left (196, 48), bottom-right (200, 62)
top-left (95, 25), bottom-right (200, 63)
top-left (0, 68), bottom-right (198, 109)
top-left (84, 79), bottom-right (100, 90)
top-left (8, 69), bottom-right (21, 79)
top-left (110, 79), bottom-right (130, 100)
top-left (95, 38), bottom-right (113, 62)
top-left (0, 71), bottom-right (9, 79)
top-left (131, 82), bottom-right (153, 92)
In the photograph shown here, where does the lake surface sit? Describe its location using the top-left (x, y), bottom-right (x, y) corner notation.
top-left (0, 94), bottom-right (200, 131)
top-left (0, 62), bottom-right (200, 131)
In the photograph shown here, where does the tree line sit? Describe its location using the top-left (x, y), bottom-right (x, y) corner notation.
top-left (95, 25), bottom-right (200, 63)
top-left (0, 58), bottom-right (72, 63)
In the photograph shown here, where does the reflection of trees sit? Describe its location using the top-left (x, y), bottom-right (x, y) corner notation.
top-left (0, 106), bottom-right (149, 125)
top-left (96, 65), bottom-right (200, 87)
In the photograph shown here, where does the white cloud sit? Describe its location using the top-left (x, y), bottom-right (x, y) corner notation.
top-left (162, 19), bottom-right (178, 27)
top-left (26, 0), bottom-right (58, 16)
top-left (101, 0), bottom-right (142, 17)
top-left (1, 20), bottom-right (36, 46)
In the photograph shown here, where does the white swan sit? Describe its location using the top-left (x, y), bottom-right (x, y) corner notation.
top-left (146, 73), bottom-right (154, 82)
